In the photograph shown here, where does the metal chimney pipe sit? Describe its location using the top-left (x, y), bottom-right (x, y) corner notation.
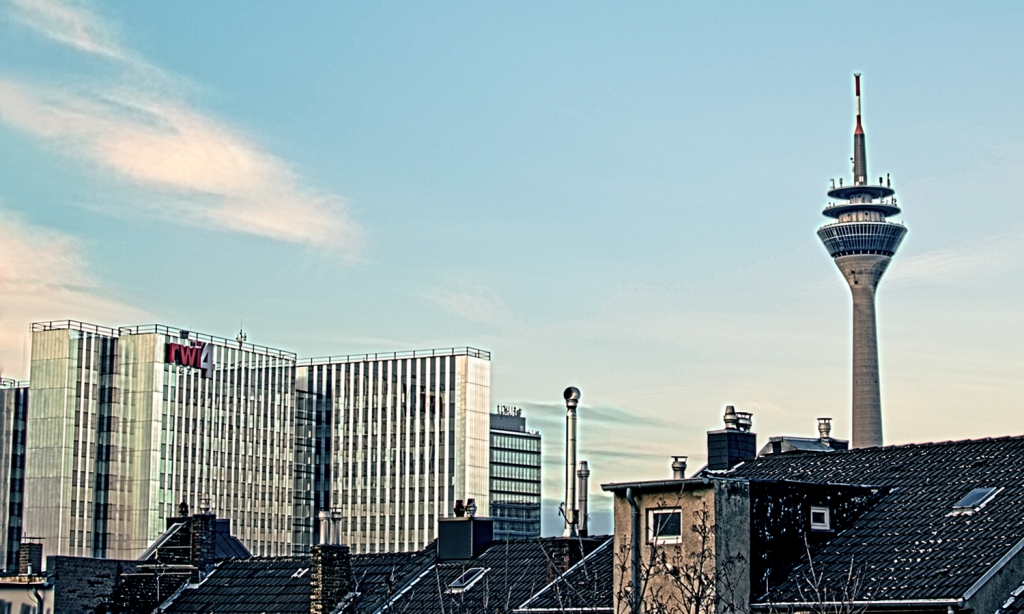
top-left (563, 386), bottom-right (581, 537)
top-left (318, 510), bottom-right (331, 546)
top-left (818, 417), bottom-right (833, 444)
top-left (671, 456), bottom-right (688, 480)
top-left (723, 405), bottom-right (738, 430)
top-left (577, 461), bottom-right (590, 537)
top-left (331, 509), bottom-right (343, 546)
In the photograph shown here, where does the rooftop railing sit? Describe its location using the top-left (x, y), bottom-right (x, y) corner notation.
top-left (32, 320), bottom-right (119, 336)
top-left (0, 378), bottom-right (29, 389)
top-left (29, 320), bottom-right (296, 359)
top-left (299, 347), bottom-right (491, 366)
top-left (118, 324), bottom-right (297, 360)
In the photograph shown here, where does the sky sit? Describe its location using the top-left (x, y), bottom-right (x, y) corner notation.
top-left (1, 1), bottom-right (1023, 536)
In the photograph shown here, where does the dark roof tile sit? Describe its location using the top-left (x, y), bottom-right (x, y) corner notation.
top-left (719, 436), bottom-right (1024, 603)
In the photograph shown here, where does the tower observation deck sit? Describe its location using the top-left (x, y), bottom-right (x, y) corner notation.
top-left (818, 74), bottom-right (907, 449)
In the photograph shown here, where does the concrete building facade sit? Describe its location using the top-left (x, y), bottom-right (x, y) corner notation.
top-left (23, 321), bottom-right (307, 561)
top-left (299, 348), bottom-right (491, 553)
top-left (818, 74), bottom-right (907, 448)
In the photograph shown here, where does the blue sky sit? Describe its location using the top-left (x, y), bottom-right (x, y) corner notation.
top-left (2, 1), bottom-right (1023, 535)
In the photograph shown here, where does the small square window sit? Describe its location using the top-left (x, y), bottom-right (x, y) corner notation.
top-left (810, 506), bottom-right (830, 531)
top-left (647, 508), bottom-right (682, 545)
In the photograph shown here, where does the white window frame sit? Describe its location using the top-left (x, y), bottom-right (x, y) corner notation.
top-left (810, 506), bottom-right (830, 531)
top-left (647, 508), bottom-right (683, 545)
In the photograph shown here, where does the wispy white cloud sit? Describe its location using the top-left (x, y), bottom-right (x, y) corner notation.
top-left (0, 0), bottom-right (362, 256)
top-left (423, 281), bottom-right (514, 327)
top-left (6, 0), bottom-right (128, 61)
top-left (0, 207), bottom-right (148, 379)
top-left (886, 231), bottom-right (1024, 285)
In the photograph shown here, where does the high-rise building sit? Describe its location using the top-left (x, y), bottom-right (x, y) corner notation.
top-left (817, 75), bottom-right (907, 448)
top-left (23, 321), bottom-right (308, 560)
top-left (489, 407), bottom-right (541, 540)
top-left (14, 320), bottom-right (491, 562)
top-left (0, 378), bottom-right (28, 571)
top-left (298, 348), bottom-right (491, 553)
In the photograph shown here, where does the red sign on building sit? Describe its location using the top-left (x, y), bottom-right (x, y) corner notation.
top-left (166, 342), bottom-right (215, 378)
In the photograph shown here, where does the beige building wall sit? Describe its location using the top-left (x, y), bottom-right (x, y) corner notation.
top-left (457, 354), bottom-right (491, 516)
top-left (311, 349), bottom-right (491, 554)
top-left (610, 482), bottom-right (751, 614)
top-left (24, 328), bottom-right (77, 561)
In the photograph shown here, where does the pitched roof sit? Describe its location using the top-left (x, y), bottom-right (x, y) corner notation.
top-left (138, 518), bottom-right (251, 564)
top-left (350, 546), bottom-right (436, 613)
top-left (717, 435), bottom-right (1024, 603)
top-left (371, 537), bottom-right (609, 614)
top-left (515, 537), bottom-right (614, 613)
top-left (161, 557), bottom-right (312, 613)
top-left (160, 548), bottom-right (430, 614)
top-left (214, 519), bottom-right (252, 559)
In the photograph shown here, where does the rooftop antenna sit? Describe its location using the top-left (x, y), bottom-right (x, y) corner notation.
top-left (853, 73), bottom-right (867, 185)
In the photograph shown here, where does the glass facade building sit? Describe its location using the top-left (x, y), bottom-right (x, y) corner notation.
top-left (23, 321), bottom-right (308, 561)
top-left (298, 349), bottom-right (491, 553)
top-left (14, 321), bottom-right (492, 563)
top-left (0, 379), bottom-right (28, 571)
top-left (489, 411), bottom-right (541, 540)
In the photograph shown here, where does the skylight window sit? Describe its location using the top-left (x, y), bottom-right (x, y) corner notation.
top-left (448, 568), bottom-right (488, 593)
top-left (953, 487), bottom-right (999, 510)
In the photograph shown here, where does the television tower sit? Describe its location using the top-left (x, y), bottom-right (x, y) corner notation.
top-left (818, 74), bottom-right (907, 449)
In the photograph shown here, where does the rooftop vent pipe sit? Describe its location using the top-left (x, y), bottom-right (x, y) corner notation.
top-left (818, 417), bottom-right (833, 442)
top-left (563, 386), bottom-right (581, 537)
top-left (723, 405), bottom-right (738, 430)
top-left (331, 508), bottom-right (343, 545)
top-left (577, 461), bottom-right (590, 537)
top-left (671, 456), bottom-right (688, 479)
top-left (318, 510), bottom-right (331, 546)
top-left (815, 417), bottom-right (831, 442)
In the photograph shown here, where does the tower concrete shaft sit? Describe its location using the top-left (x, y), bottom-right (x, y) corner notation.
top-left (836, 254), bottom-right (891, 448)
top-left (818, 74), bottom-right (907, 449)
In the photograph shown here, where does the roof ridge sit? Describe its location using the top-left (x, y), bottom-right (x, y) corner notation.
top-left (718, 433), bottom-right (1024, 474)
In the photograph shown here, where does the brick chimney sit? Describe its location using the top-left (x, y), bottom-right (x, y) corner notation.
top-left (18, 543), bottom-right (42, 575)
top-left (189, 511), bottom-right (217, 580)
top-left (707, 405), bottom-right (757, 470)
top-left (310, 544), bottom-right (354, 614)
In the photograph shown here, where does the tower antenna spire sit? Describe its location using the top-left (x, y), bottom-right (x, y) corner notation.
top-left (853, 73), bottom-right (866, 185)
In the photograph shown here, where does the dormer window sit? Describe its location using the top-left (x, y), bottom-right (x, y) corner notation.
top-left (810, 506), bottom-right (831, 531)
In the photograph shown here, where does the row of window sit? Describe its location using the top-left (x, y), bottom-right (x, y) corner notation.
top-left (490, 449), bottom-right (541, 467)
top-left (646, 506), bottom-right (833, 545)
top-left (490, 479), bottom-right (540, 495)
top-left (817, 221), bottom-right (907, 257)
top-left (490, 464), bottom-right (540, 482)
top-left (491, 434), bottom-right (540, 453)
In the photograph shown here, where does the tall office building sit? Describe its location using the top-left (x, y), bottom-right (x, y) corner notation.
top-left (23, 321), bottom-right (308, 560)
top-left (489, 407), bottom-right (541, 540)
top-left (817, 75), bottom-right (907, 448)
top-left (0, 379), bottom-right (28, 571)
top-left (299, 348), bottom-right (491, 553)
